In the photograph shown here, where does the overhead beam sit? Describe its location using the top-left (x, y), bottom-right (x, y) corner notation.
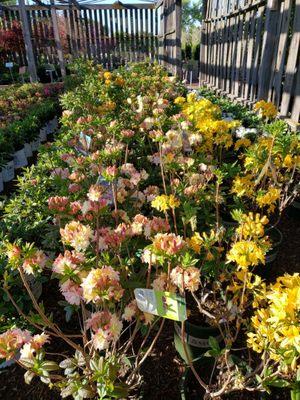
top-left (31, 0), bottom-right (51, 9)
top-left (7, 3), bottom-right (156, 10)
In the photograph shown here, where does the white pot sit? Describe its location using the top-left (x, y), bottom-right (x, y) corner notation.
top-left (45, 122), bottom-right (52, 135)
top-left (13, 148), bottom-right (28, 169)
top-left (24, 142), bottom-right (33, 158)
top-left (0, 171), bottom-right (3, 192)
top-left (39, 127), bottom-right (47, 142)
top-left (30, 138), bottom-right (41, 152)
top-left (52, 116), bottom-right (58, 131)
top-left (2, 160), bottom-right (15, 182)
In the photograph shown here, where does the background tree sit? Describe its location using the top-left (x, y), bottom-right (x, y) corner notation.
top-left (181, 0), bottom-right (202, 60)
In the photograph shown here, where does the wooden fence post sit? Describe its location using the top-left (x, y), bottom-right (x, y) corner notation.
top-left (158, 0), bottom-right (165, 67)
top-left (18, 0), bottom-right (38, 82)
top-left (174, 0), bottom-right (182, 77)
top-left (257, 0), bottom-right (281, 100)
top-left (50, 0), bottom-right (66, 77)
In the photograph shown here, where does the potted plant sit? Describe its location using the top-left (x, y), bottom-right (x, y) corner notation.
top-left (0, 133), bottom-right (15, 182)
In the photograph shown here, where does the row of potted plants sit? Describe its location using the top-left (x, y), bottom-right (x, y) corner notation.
top-left (0, 61), bottom-right (299, 399)
top-left (0, 83), bottom-right (63, 192)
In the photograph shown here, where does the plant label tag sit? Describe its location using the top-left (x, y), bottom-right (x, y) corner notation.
top-left (96, 175), bottom-right (113, 205)
top-left (79, 132), bottom-right (92, 151)
top-left (5, 62), bottom-right (13, 69)
top-left (134, 288), bottom-right (187, 321)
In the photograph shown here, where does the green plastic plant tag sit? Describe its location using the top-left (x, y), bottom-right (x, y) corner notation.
top-left (134, 288), bottom-right (187, 321)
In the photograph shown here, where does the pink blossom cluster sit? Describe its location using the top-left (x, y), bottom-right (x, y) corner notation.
top-left (81, 266), bottom-right (124, 303)
top-left (85, 311), bottom-right (123, 351)
top-left (22, 250), bottom-right (47, 275)
top-left (152, 233), bottom-right (186, 256)
top-left (170, 266), bottom-right (200, 292)
top-left (0, 328), bottom-right (31, 360)
top-left (60, 221), bottom-right (93, 252)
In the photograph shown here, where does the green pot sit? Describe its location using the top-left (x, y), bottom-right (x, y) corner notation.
top-left (174, 321), bottom-right (222, 364)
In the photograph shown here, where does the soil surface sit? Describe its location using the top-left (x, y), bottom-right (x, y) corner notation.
top-left (0, 210), bottom-right (298, 399)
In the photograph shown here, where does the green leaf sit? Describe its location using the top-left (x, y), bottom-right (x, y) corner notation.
top-left (41, 361), bottom-right (60, 371)
top-left (208, 336), bottom-right (220, 354)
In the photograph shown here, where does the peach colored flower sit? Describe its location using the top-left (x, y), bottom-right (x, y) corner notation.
top-left (170, 266), bottom-right (200, 292)
top-left (22, 250), bottom-right (47, 275)
top-left (60, 280), bottom-right (83, 305)
top-left (0, 329), bottom-right (31, 360)
top-left (152, 233), bottom-right (186, 256)
top-left (122, 300), bottom-right (138, 322)
top-left (81, 266), bottom-right (124, 303)
top-left (60, 221), bottom-right (93, 252)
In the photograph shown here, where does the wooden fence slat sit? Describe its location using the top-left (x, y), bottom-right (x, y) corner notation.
top-left (290, 64), bottom-right (300, 123)
top-left (50, 1), bottom-right (66, 76)
top-left (272, 0), bottom-right (293, 106)
top-left (249, 5), bottom-right (264, 101)
top-left (257, 0), bottom-right (281, 99)
top-left (94, 8), bottom-right (102, 62)
top-left (103, 9), bottom-right (110, 68)
top-left (244, 9), bottom-right (256, 100)
top-left (19, 0), bottom-right (38, 81)
top-left (280, 0), bottom-right (300, 116)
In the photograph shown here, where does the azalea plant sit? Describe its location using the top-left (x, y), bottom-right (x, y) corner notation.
top-left (0, 62), bottom-right (298, 400)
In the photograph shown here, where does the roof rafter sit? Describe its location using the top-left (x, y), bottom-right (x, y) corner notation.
top-left (31, 0), bottom-right (51, 9)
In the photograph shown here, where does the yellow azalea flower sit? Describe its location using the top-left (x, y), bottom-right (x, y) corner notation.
top-left (168, 194), bottom-right (180, 208)
top-left (236, 212), bottom-right (269, 239)
top-left (231, 174), bottom-right (255, 197)
top-left (151, 194), bottom-right (169, 212)
top-left (248, 273), bottom-right (300, 372)
top-left (151, 194), bottom-right (180, 212)
top-left (174, 96), bottom-right (186, 105)
top-left (227, 240), bottom-right (266, 269)
top-left (234, 138), bottom-right (251, 151)
top-left (256, 187), bottom-right (280, 213)
top-left (103, 71), bottom-right (112, 80)
top-left (254, 100), bottom-right (277, 119)
top-left (186, 92), bottom-right (197, 103)
top-left (188, 232), bottom-right (203, 253)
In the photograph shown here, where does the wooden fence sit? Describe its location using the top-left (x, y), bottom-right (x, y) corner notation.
top-left (199, 0), bottom-right (300, 127)
top-left (0, 0), bottom-right (181, 79)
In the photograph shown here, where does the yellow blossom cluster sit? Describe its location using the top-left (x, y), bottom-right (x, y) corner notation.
top-left (151, 194), bottom-right (180, 212)
top-left (256, 187), bottom-right (281, 213)
top-left (236, 213), bottom-right (269, 239)
top-left (227, 240), bottom-right (266, 270)
top-left (234, 137), bottom-right (252, 151)
top-left (178, 96), bottom-right (240, 153)
top-left (188, 229), bottom-right (221, 260)
top-left (247, 273), bottom-right (300, 371)
top-left (253, 100), bottom-right (277, 119)
top-left (231, 174), bottom-right (255, 198)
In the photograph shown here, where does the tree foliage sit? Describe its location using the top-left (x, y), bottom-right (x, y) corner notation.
top-left (182, 0), bottom-right (202, 28)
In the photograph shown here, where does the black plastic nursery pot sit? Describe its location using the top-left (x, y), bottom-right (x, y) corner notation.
top-left (265, 227), bottom-right (283, 264)
top-left (174, 321), bottom-right (222, 365)
top-left (288, 199), bottom-right (300, 220)
top-left (180, 363), bottom-right (206, 400)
